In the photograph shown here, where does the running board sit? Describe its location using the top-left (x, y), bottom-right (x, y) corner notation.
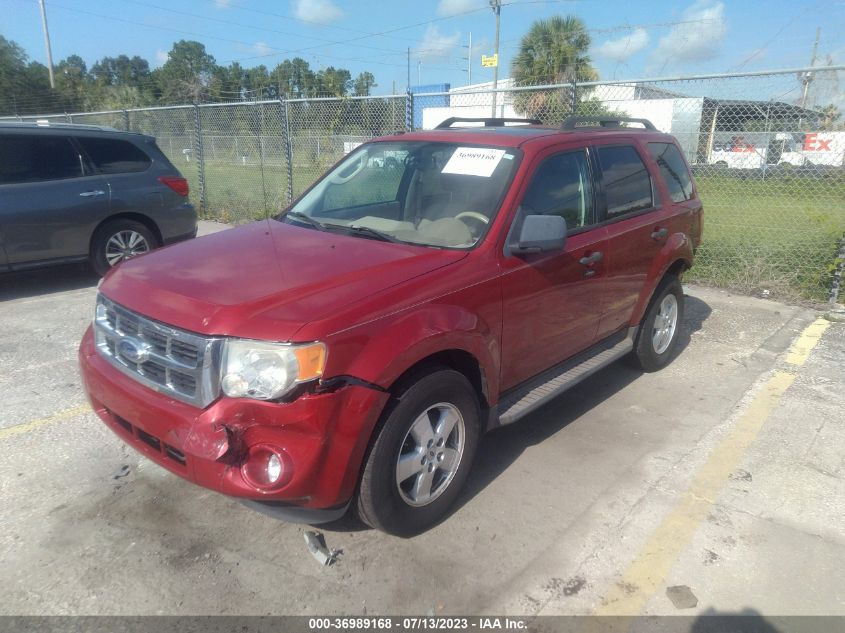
top-left (496, 328), bottom-right (637, 426)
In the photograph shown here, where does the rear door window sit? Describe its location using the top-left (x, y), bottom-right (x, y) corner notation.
top-left (648, 142), bottom-right (694, 202)
top-left (0, 135), bottom-right (84, 184)
top-left (596, 145), bottom-right (653, 217)
top-left (76, 137), bottom-right (151, 174)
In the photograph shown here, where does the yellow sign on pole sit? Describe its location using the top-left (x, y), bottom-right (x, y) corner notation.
top-left (481, 54), bottom-right (498, 68)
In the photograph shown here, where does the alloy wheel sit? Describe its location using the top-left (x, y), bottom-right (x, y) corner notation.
top-left (105, 230), bottom-right (151, 267)
top-left (395, 402), bottom-right (465, 507)
top-left (652, 294), bottom-right (679, 355)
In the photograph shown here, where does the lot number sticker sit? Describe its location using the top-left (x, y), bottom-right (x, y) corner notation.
top-left (442, 147), bottom-right (506, 177)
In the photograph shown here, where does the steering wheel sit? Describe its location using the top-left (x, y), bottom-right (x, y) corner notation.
top-left (453, 211), bottom-right (490, 239)
top-left (328, 152), bottom-right (367, 185)
top-left (454, 211), bottom-right (490, 225)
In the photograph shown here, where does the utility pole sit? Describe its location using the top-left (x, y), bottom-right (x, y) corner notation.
top-left (490, 0), bottom-right (501, 117)
top-left (462, 32), bottom-right (473, 86)
top-left (800, 27), bottom-right (820, 108)
top-left (406, 47), bottom-right (411, 92)
top-left (38, 0), bottom-right (56, 89)
top-left (418, 60), bottom-right (421, 86)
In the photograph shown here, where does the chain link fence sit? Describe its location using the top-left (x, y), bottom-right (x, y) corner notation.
top-left (5, 67), bottom-right (843, 303)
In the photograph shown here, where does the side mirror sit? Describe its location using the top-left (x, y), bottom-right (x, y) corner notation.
top-left (508, 214), bottom-right (567, 255)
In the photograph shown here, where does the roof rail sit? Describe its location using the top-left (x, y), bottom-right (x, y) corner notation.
top-left (436, 116), bottom-right (542, 129)
top-left (561, 116), bottom-right (656, 131)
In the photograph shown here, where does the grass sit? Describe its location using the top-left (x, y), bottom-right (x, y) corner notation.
top-left (184, 161), bottom-right (845, 303)
top-left (687, 174), bottom-right (845, 302)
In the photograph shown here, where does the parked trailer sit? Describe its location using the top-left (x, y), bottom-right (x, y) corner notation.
top-left (708, 131), bottom-right (845, 169)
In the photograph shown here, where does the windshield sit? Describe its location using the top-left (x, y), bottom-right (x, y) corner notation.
top-left (280, 141), bottom-right (520, 249)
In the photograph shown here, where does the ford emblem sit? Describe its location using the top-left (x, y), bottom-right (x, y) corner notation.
top-left (117, 338), bottom-right (151, 364)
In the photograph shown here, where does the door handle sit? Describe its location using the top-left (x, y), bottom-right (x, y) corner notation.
top-left (579, 251), bottom-right (603, 266)
top-left (651, 227), bottom-right (668, 240)
top-left (79, 190), bottom-right (106, 197)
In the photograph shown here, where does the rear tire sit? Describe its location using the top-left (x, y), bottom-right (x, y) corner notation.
top-left (91, 219), bottom-right (157, 276)
top-left (631, 275), bottom-right (684, 372)
top-left (356, 367), bottom-right (481, 536)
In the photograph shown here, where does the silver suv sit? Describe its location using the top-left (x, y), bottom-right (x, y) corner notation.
top-left (0, 121), bottom-right (197, 275)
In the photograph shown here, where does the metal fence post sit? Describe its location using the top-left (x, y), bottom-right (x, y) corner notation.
top-left (254, 101), bottom-right (269, 216)
top-left (571, 79), bottom-right (578, 115)
top-left (405, 91), bottom-right (413, 132)
top-left (193, 104), bottom-right (208, 218)
top-left (280, 98), bottom-right (294, 204)
top-left (830, 236), bottom-right (845, 304)
top-left (122, 109), bottom-right (130, 131)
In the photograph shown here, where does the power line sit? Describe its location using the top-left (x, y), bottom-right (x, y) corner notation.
top-left (217, 5), bottom-right (491, 65)
top-left (115, 0), bottom-right (411, 57)
top-left (10, 0), bottom-right (467, 72)
top-left (200, 0), bottom-right (421, 45)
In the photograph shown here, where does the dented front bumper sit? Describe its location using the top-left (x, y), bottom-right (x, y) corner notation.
top-left (79, 326), bottom-right (389, 511)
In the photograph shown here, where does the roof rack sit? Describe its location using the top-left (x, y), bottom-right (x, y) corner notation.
top-left (0, 120), bottom-right (122, 133)
top-left (435, 117), bottom-right (542, 129)
top-left (561, 116), bottom-right (656, 131)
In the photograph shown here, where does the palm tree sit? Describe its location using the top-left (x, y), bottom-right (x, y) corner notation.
top-left (511, 16), bottom-right (597, 87)
top-left (510, 16), bottom-right (601, 122)
top-left (819, 104), bottom-right (840, 130)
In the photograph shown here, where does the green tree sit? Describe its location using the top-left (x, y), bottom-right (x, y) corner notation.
top-left (91, 55), bottom-right (151, 87)
top-left (353, 71), bottom-right (376, 96)
top-left (510, 16), bottom-right (600, 122)
top-left (819, 104), bottom-right (841, 130)
top-left (244, 65), bottom-right (271, 98)
top-left (157, 40), bottom-right (218, 104)
top-left (316, 67), bottom-right (351, 96)
top-left (0, 36), bottom-right (53, 114)
top-left (0, 36), bottom-right (28, 114)
top-left (55, 55), bottom-right (91, 110)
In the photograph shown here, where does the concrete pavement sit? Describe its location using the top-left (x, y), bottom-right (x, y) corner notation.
top-left (0, 222), bottom-right (843, 616)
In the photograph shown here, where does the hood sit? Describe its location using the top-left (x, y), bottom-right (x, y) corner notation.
top-left (101, 220), bottom-right (466, 340)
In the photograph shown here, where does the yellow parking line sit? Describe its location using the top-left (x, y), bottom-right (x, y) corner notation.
top-left (785, 317), bottom-right (830, 367)
top-left (0, 404), bottom-right (90, 441)
top-left (593, 315), bottom-right (830, 616)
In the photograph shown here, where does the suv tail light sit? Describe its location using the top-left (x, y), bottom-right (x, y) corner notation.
top-left (158, 176), bottom-right (189, 197)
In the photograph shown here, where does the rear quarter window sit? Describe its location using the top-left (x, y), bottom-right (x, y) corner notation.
top-left (76, 137), bottom-right (151, 174)
top-left (648, 142), bottom-right (694, 203)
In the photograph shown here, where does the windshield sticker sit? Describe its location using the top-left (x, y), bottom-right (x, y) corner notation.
top-left (442, 147), bottom-right (506, 177)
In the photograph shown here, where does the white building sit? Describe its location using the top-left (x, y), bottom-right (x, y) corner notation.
top-left (418, 79), bottom-right (828, 166)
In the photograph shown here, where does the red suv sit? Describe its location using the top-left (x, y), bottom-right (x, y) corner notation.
top-left (79, 116), bottom-right (702, 536)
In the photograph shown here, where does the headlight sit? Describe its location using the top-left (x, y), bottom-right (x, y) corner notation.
top-left (220, 339), bottom-right (326, 400)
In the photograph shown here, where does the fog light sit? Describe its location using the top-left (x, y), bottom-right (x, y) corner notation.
top-left (241, 445), bottom-right (291, 491)
top-left (267, 453), bottom-right (282, 483)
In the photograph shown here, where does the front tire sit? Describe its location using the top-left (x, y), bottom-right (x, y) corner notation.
top-left (91, 220), bottom-right (157, 276)
top-left (631, 275), bottom-right (684, 372)
top-left (356, 367), bottom-right (481, 536)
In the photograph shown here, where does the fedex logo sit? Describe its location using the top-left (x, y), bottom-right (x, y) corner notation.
top-left (803, 133), bottom-right (832, 151)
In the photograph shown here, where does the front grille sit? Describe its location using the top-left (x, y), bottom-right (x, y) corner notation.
top-left (94, 294), bottom-right (221, 408)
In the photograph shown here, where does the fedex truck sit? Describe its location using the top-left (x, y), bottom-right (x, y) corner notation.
top-left (708, 131), bottom-right (845, 169)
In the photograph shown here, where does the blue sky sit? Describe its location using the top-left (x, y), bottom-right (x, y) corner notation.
top-left (3, 0), bottom-right (843, 94)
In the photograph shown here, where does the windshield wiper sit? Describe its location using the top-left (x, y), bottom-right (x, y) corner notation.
top-left (342, 224), bottom-right (401, 243)
top-left (283, 211), bottom-right (328, 231)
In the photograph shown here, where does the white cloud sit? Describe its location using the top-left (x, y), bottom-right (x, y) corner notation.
top-left (155, 50), bottom-right (169, 65)
top-left (253, 41), bottom-right (272, 56)
top-left (416, 25), bottom-right (461, 61)
top-left (654, 0), bottom-right (727, 64)
top-left (291, 0), bottom-right (343, 24)
top-left (595, 28), bottom-right (649, 62)
top-left (436, 0), bottom-right (486, 17)
top-left (214, 0), bottom-right (232, 7)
